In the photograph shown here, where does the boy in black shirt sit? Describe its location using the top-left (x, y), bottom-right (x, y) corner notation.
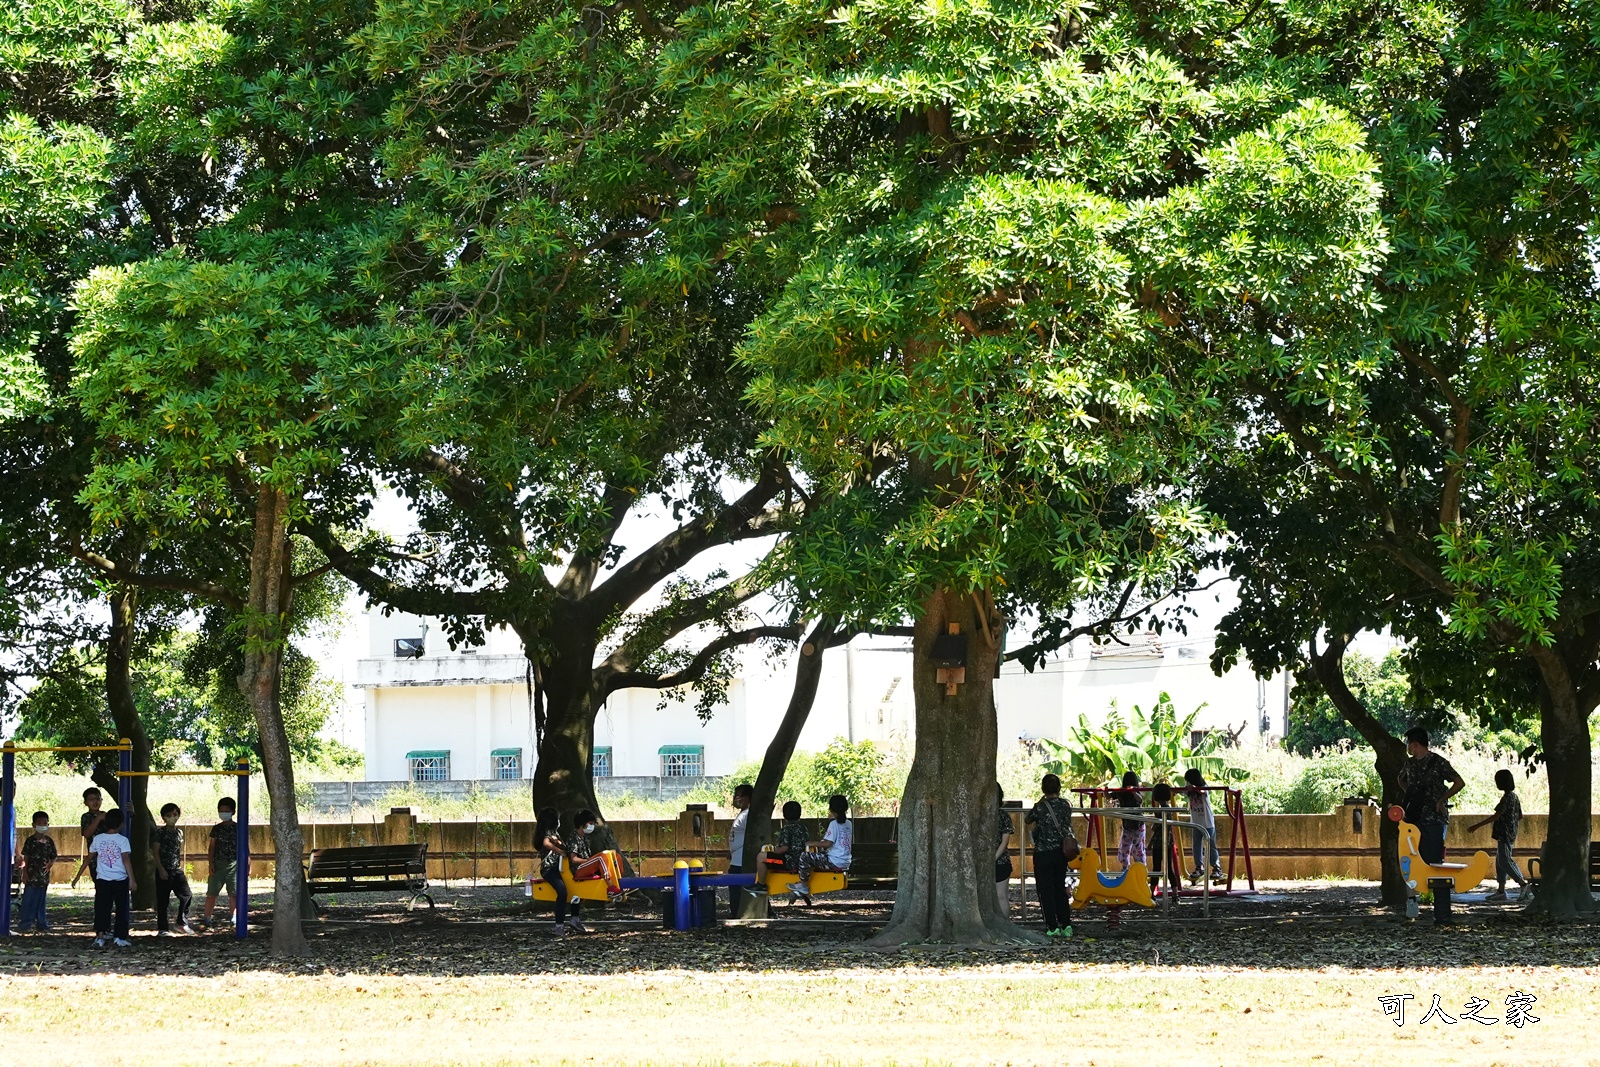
top-left (151, 802), bottom-right (195, 934)
top-left (70, 787), bottom-right (106, 888)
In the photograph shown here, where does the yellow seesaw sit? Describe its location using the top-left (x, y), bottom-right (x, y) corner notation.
top-left (528, 851), bottom-right (625, 903)
top-left (757, 844), bottom-right (849, 897)
top-left (1069, 847), bottom-right (1155, 909)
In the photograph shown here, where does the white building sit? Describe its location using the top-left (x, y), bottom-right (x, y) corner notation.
top-left (352, 609), bottom-right (1287, 785)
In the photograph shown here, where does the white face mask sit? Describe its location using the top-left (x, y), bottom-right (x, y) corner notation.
top-left (583, 823), bottom-right (597, 834)
top-left (33, 825), bottom-right (48, 835)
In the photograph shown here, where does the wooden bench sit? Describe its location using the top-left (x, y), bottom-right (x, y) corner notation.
top-left (1525, 841), bottom-right (1600, 896)
top-left (305, 844), bottom-right (433, 913)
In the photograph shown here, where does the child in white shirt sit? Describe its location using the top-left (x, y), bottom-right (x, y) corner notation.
top-left (820, 794), bottom-right (853, 872)
top-left (90, 808), bottom-right (136, 948)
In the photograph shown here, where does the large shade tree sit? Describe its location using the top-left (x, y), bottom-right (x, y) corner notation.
top-left (299, 0), bottom-right (807, 822)
top-left (0, 0), bottom-right (261, 900)
top-left (66, 0), bottom-right (393, 955)
top-left (664, 0), bottom-right (1388, 943)
top-left (1195, 0), bottom-right (1600, 916)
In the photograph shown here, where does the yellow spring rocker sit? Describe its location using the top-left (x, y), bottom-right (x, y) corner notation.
top-left (1395, 816), bottom-right (1492, 895)
top-left (1069, 847), bottom-right (1155, 909)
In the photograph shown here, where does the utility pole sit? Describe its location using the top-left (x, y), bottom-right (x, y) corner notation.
top-left (845, 638), bottom-right (856, 742)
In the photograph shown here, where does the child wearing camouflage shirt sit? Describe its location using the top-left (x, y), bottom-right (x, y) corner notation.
top-left (17, 811), bottom-right (58, 932)
top-left (152, 802), bottom-right (195, 934)
top-left (772, 801), bottom-right (818, 904)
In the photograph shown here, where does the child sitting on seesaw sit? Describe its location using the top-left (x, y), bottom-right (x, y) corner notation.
top-left (567, 809), bottom-right (623, 896)
top-left (770, 796), bottom-right (852, 905)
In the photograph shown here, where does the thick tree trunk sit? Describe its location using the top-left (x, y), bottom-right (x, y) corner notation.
top-left (105, 584), bottom-right (156, 909)
top-left (237, 486), bottom-right (309, 956)
top-left (529, 641), bottom-right (602, 823)
top-left (872, 589), bottom-right (1043, 946)
top-left (1308, 635), bottom-right (1409, 909)
top-left (741, 618), bottom-right (838, 873)
top-left (1528, 647), bottom-right (1596, 918)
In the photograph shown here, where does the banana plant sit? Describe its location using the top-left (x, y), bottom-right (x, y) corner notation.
top-left (1038, 692), bottom-right (1249, 787)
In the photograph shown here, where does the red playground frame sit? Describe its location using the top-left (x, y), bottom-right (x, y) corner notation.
top-left (1072, 784), bottom-right (1257, 895)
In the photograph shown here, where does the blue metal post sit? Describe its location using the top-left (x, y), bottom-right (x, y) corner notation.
top-left (235, 761), bottom-right (249, 939)
top-left (672, 861), bottom-right (691, 931)
top-left (0, 742), bottom-right (16, 936)
top-left (118, 741), bottom-right (132, 931)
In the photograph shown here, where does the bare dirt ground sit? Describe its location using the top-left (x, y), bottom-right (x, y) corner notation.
top-left (2, 881), bottom-right (1595, 1065)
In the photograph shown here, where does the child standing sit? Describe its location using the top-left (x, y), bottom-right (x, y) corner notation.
top-left (994, 785), bottom-right (1013, 917)
top-left (1116, 771), bottom-right (1146, 871)
top-left (1147, 783), bottom-right (1180, 894)
top-left (151, 803), bottom-right (195, 935)
top-left (90, 808), bottom-right (135, 948)
top-left (1468, 770), bottom-right (1527, 901)
top-left (70, 787), bottom-right (106, 889)
top-left (16, 811), bottom-right (58, 932)
top-left (1184, 769), bottom-right (1224, 883)
top-left (198, 797), bottom-right (237, 930)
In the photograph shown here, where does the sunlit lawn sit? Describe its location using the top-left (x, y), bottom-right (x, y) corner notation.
top-left (2, 884), bottom-right (1593, 1066)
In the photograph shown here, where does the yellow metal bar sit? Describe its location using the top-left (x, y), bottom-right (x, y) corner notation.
top-left (114, 769), bottom-right (249, 777)
top-left (0, 743), bottom-right (132, 753)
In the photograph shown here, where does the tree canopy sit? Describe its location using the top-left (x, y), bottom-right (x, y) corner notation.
top-left (4, 0), bottom-right (1599, 950)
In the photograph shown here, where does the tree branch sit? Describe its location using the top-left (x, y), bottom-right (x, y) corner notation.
top-left (602, 624), bottom-right (804, 695)
top-left (593, 570), bottom-right (771, 683)
top-left (63, 540), bottom-right (244, 610)
top-left (295, 524), bottom-right (497, 619)
top-left (1003, 576), bottom-right (1225, 666)
top-left (555, 483), bottom-right (636, 599)
top-left (586, 460), bottom-right (791, 616)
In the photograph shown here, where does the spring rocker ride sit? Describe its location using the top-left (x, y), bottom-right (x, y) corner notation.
top-left (1069, 847), bottom-right (1156, 910)
top-left (1389, 805), bottom-right (1492, 894)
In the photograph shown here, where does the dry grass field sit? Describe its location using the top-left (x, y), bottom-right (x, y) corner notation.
top-left (2, 883), bottom-right (1594, 1066)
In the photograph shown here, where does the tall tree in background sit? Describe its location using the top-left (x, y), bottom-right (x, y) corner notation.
top-left (1, 0), bottom-right (246, 899)
top-left (65, 0), bottom-right (392, 954)
top-left (301, 0), bottom-right (804, 821)
top-left (1195, 0), bottom-right (1600, 916)
top-left (664, 0), bottom-right (1387, 943)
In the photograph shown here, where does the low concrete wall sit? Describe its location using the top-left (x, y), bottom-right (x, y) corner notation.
top-left (309, 776), bottom-right (723, 815)
top-left (24, 807), bottom-right (1599, 887)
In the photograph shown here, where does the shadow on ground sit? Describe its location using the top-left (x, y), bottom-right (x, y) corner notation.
top-left (7, 881), bottom-right (1595, 978)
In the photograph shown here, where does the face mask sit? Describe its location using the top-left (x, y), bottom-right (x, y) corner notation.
top-left (583, 823), bottom-right (596, 834)
top-left (33, 826), bottom-right (47, 835)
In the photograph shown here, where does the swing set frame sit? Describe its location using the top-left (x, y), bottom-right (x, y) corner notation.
top-left (0, 739), bottom-right (251, 939)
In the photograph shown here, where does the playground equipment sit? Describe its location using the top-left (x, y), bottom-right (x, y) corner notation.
top-left (0, 739), bottom-right (251, 939)
top-left (1074, 784), bottom-right (1257, 894)
top-left (1390, 809), bottom-right (1491, 895)
top-left (1068, 847), bottom-right (1155, 909)
top-left (756, 845), bottom-right (848, 898)
top-left (527, 850), bottom-right (627, 904)
top-left (527, 845), bottom-right (848, 929)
